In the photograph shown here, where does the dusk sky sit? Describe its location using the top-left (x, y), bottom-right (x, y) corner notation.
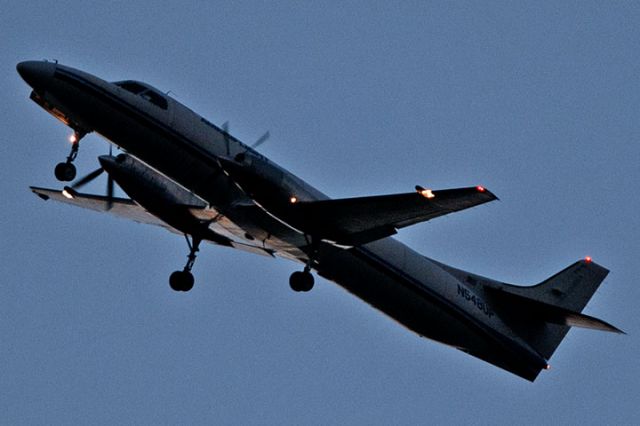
top-left (2, 2), bottom-right (639, 424)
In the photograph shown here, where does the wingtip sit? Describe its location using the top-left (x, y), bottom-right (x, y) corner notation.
top-left (30, 186), bottom-right (50, 201)
top-left (477, 186), bottom-right (499, 201)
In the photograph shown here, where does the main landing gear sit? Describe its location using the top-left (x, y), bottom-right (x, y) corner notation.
top-left (289, 241), bottom-right (317, 292)
top-left (54, 130), bottom-right (85, 182)
top-left (170, 235), bottom-right (201, 292)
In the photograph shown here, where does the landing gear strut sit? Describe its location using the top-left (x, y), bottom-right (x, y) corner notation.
top-left (54, 130), bottom-right (85, 182)
top-left (170, 235), bottom-right (201, 292)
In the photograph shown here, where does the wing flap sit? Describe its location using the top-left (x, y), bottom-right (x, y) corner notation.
top-left (288, 186), bottom-right (498, 245)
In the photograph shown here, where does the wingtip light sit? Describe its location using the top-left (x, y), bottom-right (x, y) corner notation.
top-left (476, 185), bottom-right (486, 192)
top-left (585, 256), bottom-right (592, 263)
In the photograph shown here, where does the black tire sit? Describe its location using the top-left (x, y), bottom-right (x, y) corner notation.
top-left (54, 162), bottom-right (76, 182)
top-left (300, 271), bottom-right (314, 292)
top-left (289, 271), bottom-right (304, 292)
top-left (182, 272), bottom-right (195, 292)
top-left (169, 270), bottom-right (195, 292)
top-left (290, 271), bottom-right (314, 292)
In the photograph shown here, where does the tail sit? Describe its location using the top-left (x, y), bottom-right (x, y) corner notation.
top-left (484, 258), bottom-right (623, 360)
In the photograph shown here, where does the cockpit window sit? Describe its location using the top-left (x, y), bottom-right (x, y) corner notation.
top-left (115, 81), bottom-right (146, 95)
top-left (140, 89), bottom-right (168, 109)
top-left (114, 80), bottom-right (168, 110)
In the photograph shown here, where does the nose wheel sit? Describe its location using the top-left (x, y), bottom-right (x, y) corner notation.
top-left (54, 131), bottom-right (85, 182)
top-left (170, 235), bottom-right (201, 292)
top-left (54, 162), bottom-right (77, 182)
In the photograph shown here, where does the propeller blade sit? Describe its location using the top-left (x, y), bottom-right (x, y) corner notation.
top-left (71, 167), bottom-right (104, 189)
top-left (222, 121), bottom-right (230, 155)
top-left (251, 131), bottom-right (270, 149)
top-left (106, 174), bottom-right (114, 211)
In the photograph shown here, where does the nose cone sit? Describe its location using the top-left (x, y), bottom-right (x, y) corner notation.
top-left (16, 61), bottom-right (55, 92)
top-left (98, 154), bottom-right (118, 172)
top-left (98, 153), bottom-right (129, 173)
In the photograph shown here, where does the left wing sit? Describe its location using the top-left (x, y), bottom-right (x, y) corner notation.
top-left (30, 186), bottom-right (276, 257)
top-left (287, 186), bottom-right (498, 246)
top-left (31, 186), bottom-right (174, 231)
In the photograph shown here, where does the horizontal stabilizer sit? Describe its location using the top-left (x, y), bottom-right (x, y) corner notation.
top-left (485, 285), bottom-right (624, 334)
top-left (288, 186), bottom-right (498, 246)
top-left (563, 311), bottom-right (624, 333)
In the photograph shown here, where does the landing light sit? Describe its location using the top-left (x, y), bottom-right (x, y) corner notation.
top-left (69, 134), bottom-right (77, 143)
top-left (290, 196), bottom-right (298, 204)
top-left (545, 364), bottom-right (551, 370)
top-left (62, 188), bottom-right (74, 199)
top-left (416, 185), bottom-right (435, 199)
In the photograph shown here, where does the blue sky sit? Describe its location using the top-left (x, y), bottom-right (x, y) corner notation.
top-left (2, 1), bottom-right (639, 424)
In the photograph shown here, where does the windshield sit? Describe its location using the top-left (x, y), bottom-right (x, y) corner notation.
top-left (114, 80), bottom-right (168, 110)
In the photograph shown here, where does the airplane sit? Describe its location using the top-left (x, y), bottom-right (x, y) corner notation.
top-left (17, 60), bottom-right (622, 381)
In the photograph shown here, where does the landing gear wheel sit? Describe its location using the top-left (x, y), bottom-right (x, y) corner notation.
top-left (54, 162), bottom-right (77, 182)
top-left (54, 130), bottom-right (86, 182)
top-left (289, 270), bottom-right (314, 292)
top-left (169, 270), bottom-right (194, 292)
top-left (169, 235), bottom-right (201, 293)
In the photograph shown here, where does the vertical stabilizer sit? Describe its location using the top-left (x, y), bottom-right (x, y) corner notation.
top-left (484, 259), bottom-right (618, 360)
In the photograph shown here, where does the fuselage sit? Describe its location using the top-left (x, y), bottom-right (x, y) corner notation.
top-left (18, 60), bottom-right (549, 380)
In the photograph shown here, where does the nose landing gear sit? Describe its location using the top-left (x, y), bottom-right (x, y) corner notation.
top-left (170, 235), bottom-right (201, 292)
top-left (54, 131), bottom-right (85, 182)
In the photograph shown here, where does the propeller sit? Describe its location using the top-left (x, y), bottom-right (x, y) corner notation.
top-left (222, 121), bottom-right (231, 156)
top-left (220, 121), bottom-right (270, 161)
top-left (63, 157), bottom-right (116, 210)
top-left (251, 131), bottom-right (270, 149)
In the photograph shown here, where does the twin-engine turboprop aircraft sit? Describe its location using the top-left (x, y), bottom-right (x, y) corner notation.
top-left (17, 60), bottom-right (622, 381)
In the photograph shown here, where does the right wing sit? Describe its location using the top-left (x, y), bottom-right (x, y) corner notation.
top-left (287, 186), bottom-right (498, 246)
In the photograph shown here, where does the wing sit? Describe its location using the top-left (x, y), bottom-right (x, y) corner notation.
top-left (31, 186), bottom-right (175, 231)
top-left (31, 186), bottom-right (276, 258)
top-left (288, 186), bottom-right (498, 246)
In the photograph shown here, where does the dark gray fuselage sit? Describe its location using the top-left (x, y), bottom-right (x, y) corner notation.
top-left (24, 61), bottom-right (548, 379)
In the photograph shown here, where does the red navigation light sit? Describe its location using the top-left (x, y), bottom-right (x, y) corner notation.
top-left (585, 256), bottom-right (592, 263)
top-left (476, 185), bottom-right (486, 192)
